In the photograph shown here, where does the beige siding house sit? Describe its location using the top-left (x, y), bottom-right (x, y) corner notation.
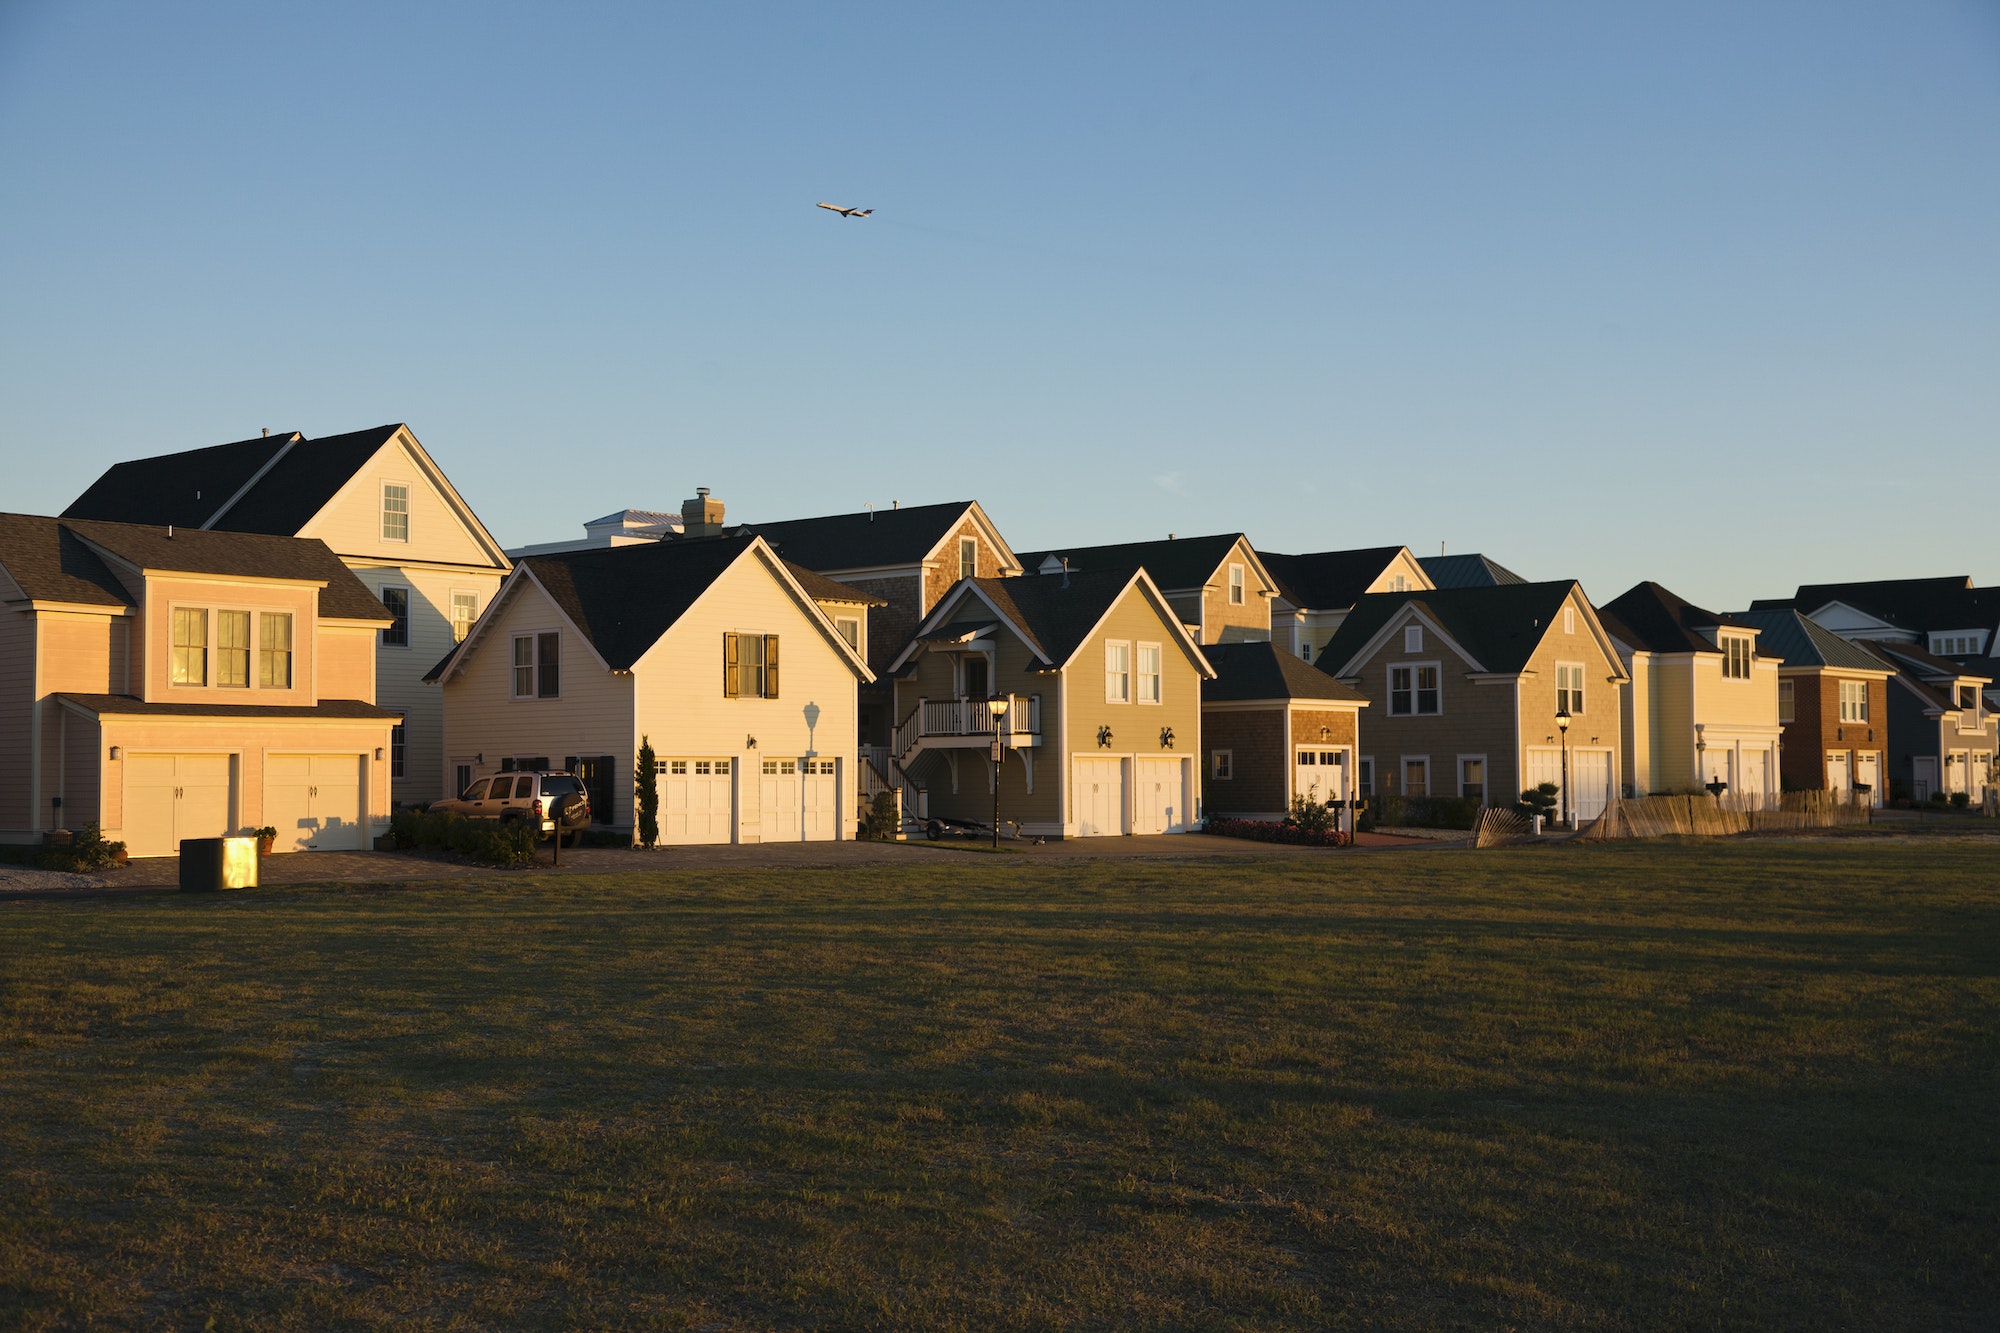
top-left (1260, 546), bottom-right (1435, 665)
top-left (1200, 641), bottom-right (1368, 824)
top-left (429, 534), bottom-right (872, 843)
top-left (0, 514), bottom-right (399, 855)
top-left (1598, 582), bottom-right (1783, 800)
top-left (1321, 581), bottom-right (1629, 823)
top-left (1020, 534), bottom-right (1278, 644)
top-left (887, 569), bottom-right (1215, 837)
top-left (64, 424), bottom-right (511, 806)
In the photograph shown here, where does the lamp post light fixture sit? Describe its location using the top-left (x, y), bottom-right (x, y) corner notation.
top-left (1555, 705), bottom-right (1572, 829)
top-left (986, 695), bottom-right (1011, 847)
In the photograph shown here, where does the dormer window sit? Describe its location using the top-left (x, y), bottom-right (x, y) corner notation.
top-left (1931, 632), bottom-right (1985, 656)
top-left (382, 482), bottom-right (410, 542)
top-left (959, 537), bottom-right (978, 581)
top-left (1722, 636), bottom-right (1752, 679)
top-left (1228, 564), bottom-right (1245, 605)
top-left (1961, 685), bottom-right (1980, 711)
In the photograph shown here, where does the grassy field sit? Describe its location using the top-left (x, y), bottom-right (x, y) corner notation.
top-left (1, 841), bottom-right (1995, 1331)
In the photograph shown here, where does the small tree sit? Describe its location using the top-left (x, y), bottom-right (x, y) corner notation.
top-left (636, 734), bottom-right (660, 848)
top-left (1516, 782), bottom-right (1559, 821)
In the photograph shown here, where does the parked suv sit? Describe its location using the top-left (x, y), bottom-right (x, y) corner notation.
top-left (432, 771), bottom-right (591, 842)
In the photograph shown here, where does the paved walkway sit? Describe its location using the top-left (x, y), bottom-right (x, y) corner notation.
top-left (1, 829), bottom-right (1448, 899)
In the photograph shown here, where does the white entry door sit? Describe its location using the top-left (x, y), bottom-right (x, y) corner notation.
top-left (663, 758), bottom-right (735, 844)
top-left (800, 758), bottom-right (839, 841)
top-left (1854, 752), bottom-right (1881, 807)
top-left (124, 753), bottom-right (232, 857)
top-left (263, 754), bottom-right (365, 852)
top-left (759, 758), bottom-right (802, 842)
top-left (1072, 757), bottom-right (1125, 837)
top-left (1827, 751), bottom-right (1852, 799)
top-left (1294, 749), bottom-right (1349, 806)
top-left (1132, 758), bottom-right (1186, 834)
top-left (1571, 749), bottom-right (1613, 821)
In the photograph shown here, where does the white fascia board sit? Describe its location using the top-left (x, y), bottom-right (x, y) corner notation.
top-left (1333, 604), bottom-right (1485, 678)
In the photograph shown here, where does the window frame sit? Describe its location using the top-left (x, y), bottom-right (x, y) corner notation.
top-left (1357, 756), bottom-right (1374, 796)
top-left (510, 632), bottom-right (564, 700)
top-left (1404, 624), bottom-right (1424, 653)
top-left (1136, 641), bottom-right (1162, 704)
top-left (1389, 661), bottom-right (1443, 716)
top-left (449, 590), bottom-right (479, 644)
top-left (170, 605), bottom-right (209, 687)
top-left (1555, 661), bottom-right (1586, 716)
top-left (390, 723), bottom-right (406, 779)
top-left (1777, 678), bottom-right (1794, 724)
top-left (959, 537), bottom-right (978, 582)
top-left (381, 480), bottom-right (411, 543)
top-left (1401, 755), bottom-right (1430, 798)
top-left (1838, 679), bottom-right (1869, 724)
top-left (216, 609), bottom-right (251, 689)
top-left (834, 615), bottom-right (861, 652)
top-left (1228, 563), bottom-right (1245, 606)
top-left (1721, 635), bottom-right (1752, 680)
top-left (723, 631), bottom-right (781, 699)
top-left (379, 584), bottom-right (411, 648)
top-left (1105, 639), bottom-right (1132, 704)
top-left (1210, 749), bottom-right (1233, 781)
top-left (1458, 754), bottom-right (1487, 801)
top-left (259, 612), bottom-right (293, 689)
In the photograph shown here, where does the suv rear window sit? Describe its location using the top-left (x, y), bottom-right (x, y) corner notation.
top-left (539, 775), bottom-right (584, 797)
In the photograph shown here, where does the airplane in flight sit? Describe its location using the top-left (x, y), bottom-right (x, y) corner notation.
top-left (816, 202), bottom-right (873, 218)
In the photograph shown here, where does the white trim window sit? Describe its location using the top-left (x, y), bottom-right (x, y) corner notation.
top-left (1556, 662), bottom-right (1586, 715)
top-left (1402, 756), bottom-right (1430, 798)
top-left (835, 616), bottom-right (861, 652)
top-left (171, 607), bottom-right (208, 686)
top-left (1778, 679), bottom-right (1794, 724)
top-left (260, 612), bottom-right (293, 689)
top-left (1722, 636), bottom-right (1752, 679)
top-left (380, 585), bottom-right (410, 647)
top-left (513, 631), bottom-right (561, 699)
top-left (1563, 606), bottom-right (1576, 636)
top-left (217, 609), bottom-right (251, 688)
top-left (1459, 755), bottom-right (1486, 801)
top-left (1930, 632), bottom-right (1984, 656)
top-left (1357, 757), bottom-right (1374, 796)
top-left (1389, 663), bottom-right (1441, 715)
top-left (1404, 625), bottom-right (1424, 653)
top-left (381, 481), bottom-right (410, 542)
top-left (1299, 641), bottom-right (1312, 662)
top-left (450, 591), bottom-right (479, 643)
top-left (1137, 642), bottom-right (1162, 704)
top-left (959, 537), bottom-right (978, 581)
top-left (1105, 640), bottom-right (1131, 703)
top-left (1838, 679), bottom-right (1868, 723)
top-left (1228, 564), bottom-right (1245, 605)
top-left (1211, 749), bottom-right (1233, 780)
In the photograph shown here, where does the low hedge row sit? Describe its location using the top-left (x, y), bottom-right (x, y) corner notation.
top-left (389, 809), bottom-right (538, 866)
top-left (1200, 818), bottom-right (1351, 848)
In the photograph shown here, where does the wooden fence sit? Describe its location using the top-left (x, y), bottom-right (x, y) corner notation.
top-left (1474, 791), bottom-right (1872, 846)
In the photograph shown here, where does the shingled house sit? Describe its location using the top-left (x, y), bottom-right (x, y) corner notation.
top-left (1200, 641), bottom-right (1368, 824)
top-left (1019, 534), bottom-right (1279, 645)
top-left (1258, 546), bottom-right (1434, 665)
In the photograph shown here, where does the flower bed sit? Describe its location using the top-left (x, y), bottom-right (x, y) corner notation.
top-left (1199, 818), bottom-right (1350, 848)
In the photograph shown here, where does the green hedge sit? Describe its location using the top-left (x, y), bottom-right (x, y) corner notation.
top-left (388, 809), bottom-right (538, 866)
top-left (1364, 793), bottom-right (1482, 830)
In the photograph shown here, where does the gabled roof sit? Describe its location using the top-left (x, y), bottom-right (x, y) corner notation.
top-left (0, 513), bottom-right (391, 622)
top-left (736, 500), bottom-right (1018, 574)
top-left (893, 569), bottom-right (1215, 678)
top-left (1018, 533), bottom-right (1262, 594)
top-left (785, 562), bottom-right (887, 606)
top-left (213, 425), bottom-right (404, 535)
top-left (1598, 581), bottom-right (1752, 656)
top-left (428, 534), bottom-right (873, 681)
top-left (1258, 546), bottom-right (1416, 611)
top-left (1750, 576), bottom-right (1997, 637)
top-left (1323, 581), bottom-right (1615, 678)
top-left (1202, 641), bottom-right (1366, 704)
top-left (1419, 553), bottom-right (1527, 589)
top-left (1729, 609), bottom-right (1887, 673)
top-left (1854, 637), bottom-right (1993, 685)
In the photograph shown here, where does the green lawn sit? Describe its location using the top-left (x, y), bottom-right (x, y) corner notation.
top-left (2, 841), bottom-right (1995, 1330)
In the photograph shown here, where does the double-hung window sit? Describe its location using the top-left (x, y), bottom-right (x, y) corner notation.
top-left (724, 632), bottom-right (780, 698)
top-left (1391, 664), bottom-right (1441, 715)
top-left (217, 610), bottom-right (250, 688)
top-left (1228, 564), bottom-right (1245, 605)
top-left (1460, 757), bottom-right (1485, 800)
top-left (512, 632), bottom-right (562, 699)
top-left (260, 613), bottom-right (293, 688)
top-left (1556, 663), bottom-right (1585, 715)
top-left (1137, 643), bottom-right (1161, 703)
top-left (1211, 750), bottom-right (1232, 780)
top-left (959, 537), bottom-right (978, 581)
top-left (380, 586), bottom-right (410, 647)
top-left (381, 482), bottom-right (410, 542)
top-left (450, 592), bottom-right (479, 643)
top-left (1778, 679), bottom-right (1794, 724)
top-left (1105, 641), bottom-right (1131, 703)
top-left (1722, 636), bottom-right (1752, 679)
top-left (390, 724), bottom-right (406, 779)
top-left (171, 608), bottom-right (208, 686)
top-left (1838, 680), bottom-right (1868, 723)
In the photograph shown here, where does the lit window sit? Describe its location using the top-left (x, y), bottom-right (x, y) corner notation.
top-left (1722, 637), bottom-right (1752, 679)
top-left (171, 608), bottom-right (207, 686)
top-left (835, 616), bottom-right (860, 650)
top-left (260, 613), bottom-right (293, 688)
top-left (451, 592), bottom-right (478, 643)
top-left (1137, 643), bottom-right (1161, 703)
top-left (1105, 641), bottom-right (1131, 702)
top-left (217, 610), bottom-right (250, 688)
top-left (724, 633), bottom-right (779, 698)
top-left (380, 586), bottom-right (410, 647)
top-left (1839, 680), bottom-right (1868, 723)
top-left (382, 483), bottom-right (410, 541)
top-left (1211, 750), bottom-right (1232, 780)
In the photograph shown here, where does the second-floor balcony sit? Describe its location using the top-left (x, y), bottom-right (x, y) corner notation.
top-left (895, 693), bottom-right (1041, 755)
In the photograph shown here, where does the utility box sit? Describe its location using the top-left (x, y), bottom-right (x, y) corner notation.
top-left (179, 836), bottom-right (260, 892)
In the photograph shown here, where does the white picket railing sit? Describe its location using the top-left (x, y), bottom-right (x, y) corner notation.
top-left (916, 694), bottom-right (1040, 741)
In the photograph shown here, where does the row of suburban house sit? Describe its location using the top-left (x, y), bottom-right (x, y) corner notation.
top-left (2, 424), bottom-right (1995, 854)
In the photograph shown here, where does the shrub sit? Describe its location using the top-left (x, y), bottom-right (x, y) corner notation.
top-left (1202, 817), bottom-right (1349, 848)
top-left (38, 823), bottom-right (126, 872)
top-left (1286, 794), bottom-right (1337, 836)
top-left (1402, 796), bottom-right (1482, 830)
top-left (1950, 790), bottom-right (1970, 809)
top-left (858, 791), bottom-right (900, 840)
top-left (1364, 791), bottom-right (1405, 830)
top-left (1517, 783), bottom-right (1560, 820)
top-left (636, 735), bottom-right (660, 849)
top-left (388, 808), bottom-right (537, 866)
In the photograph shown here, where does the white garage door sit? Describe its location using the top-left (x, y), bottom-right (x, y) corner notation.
top-left (1133, 758), bottom-right (1188, 834)
top-left (1854, 752), bottom-right (1881, 807)
top-left (1571, 749), bottom-right (1613, 822)
top-left (124, 753), bottom-right (232, 858)
top-left (663, 758), bottom-right (735, 844)
top-left (263, 754), bottom-right (365, 852)
top-left (799, 759), bottom-right (839, 841)
top-left (1072, 757), bottom-right (1125, 837)
top-left (1737, 749), bottom-right (1767, 804)
top-left (1524, 748), bottom-right (1560, 802)
top-left (1828, 751), bottom-right (1852, 799)
top-left (759, 758), bottom-right (801, 842)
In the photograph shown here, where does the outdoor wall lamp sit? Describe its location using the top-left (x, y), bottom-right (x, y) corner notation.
top-left (746, 736), bottom-right (757, 749)
top-left (374, 748), bottom-right (384, 761)
top-left (108, 746), bottom-right (121, 760)
top-left (1097, 725), bottom-right (1113, 748)
top-left (1159, 726), bottom-right (1176, 750)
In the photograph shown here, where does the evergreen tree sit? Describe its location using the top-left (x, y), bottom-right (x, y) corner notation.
top-left (636, 735), bottom-right (659, 848)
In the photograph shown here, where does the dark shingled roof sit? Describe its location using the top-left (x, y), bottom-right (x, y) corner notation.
top-left (63, 427), bottom-right (403, 536)
top-left (935, 570), bottom-right (1174, 668)
top-left (55, 694), bottom-right (401, 720)
top-left (1419, 553), bottom-right (1527, 589)
top-left (0, 513), bottom-right (390, 622)
top-left (784, 562), bottom-right (888, 606)
top-left (508, 534), bottom-right (762, 671)
top-left (1258, 546), bottom-right (1410, 610)
top-left (1202, 641), bottom-right (1365, 703)
top-left (1321, 581), bottom-right (1587, 676)
top-left (1854, 637), bottom-right (1994, 683)
top-left (1729, 609), bottom-right (1886, 673)
top-left (736, 501), bottom-right (987, 572)
top-left (0, 514), bottom-right (134, 607)
top-left (1750, 576), bottom-right (1999, 638)
top-left (1597, 582), bottom-right (1750, 656)
top-left (1019, 533), bottom-right (1248, 593)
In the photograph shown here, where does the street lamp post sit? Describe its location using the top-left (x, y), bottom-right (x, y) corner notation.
top-left (986, 694), bottom-right (1011, 847)
top-left (1556, 705), bottom-right (1572, 829)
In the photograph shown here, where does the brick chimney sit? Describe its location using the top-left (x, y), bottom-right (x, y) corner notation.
top-left (681, 486), bottom-right (725, 536)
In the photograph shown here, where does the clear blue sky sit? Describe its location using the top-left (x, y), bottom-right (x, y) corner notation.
top-left (3, 2), bottom-right (1995, 610)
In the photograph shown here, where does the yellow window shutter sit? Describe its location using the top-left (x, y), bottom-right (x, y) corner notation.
top-left (723, 632), bottom-right (740, 697)
top-left (764, 634), bottom-right (780, 698)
